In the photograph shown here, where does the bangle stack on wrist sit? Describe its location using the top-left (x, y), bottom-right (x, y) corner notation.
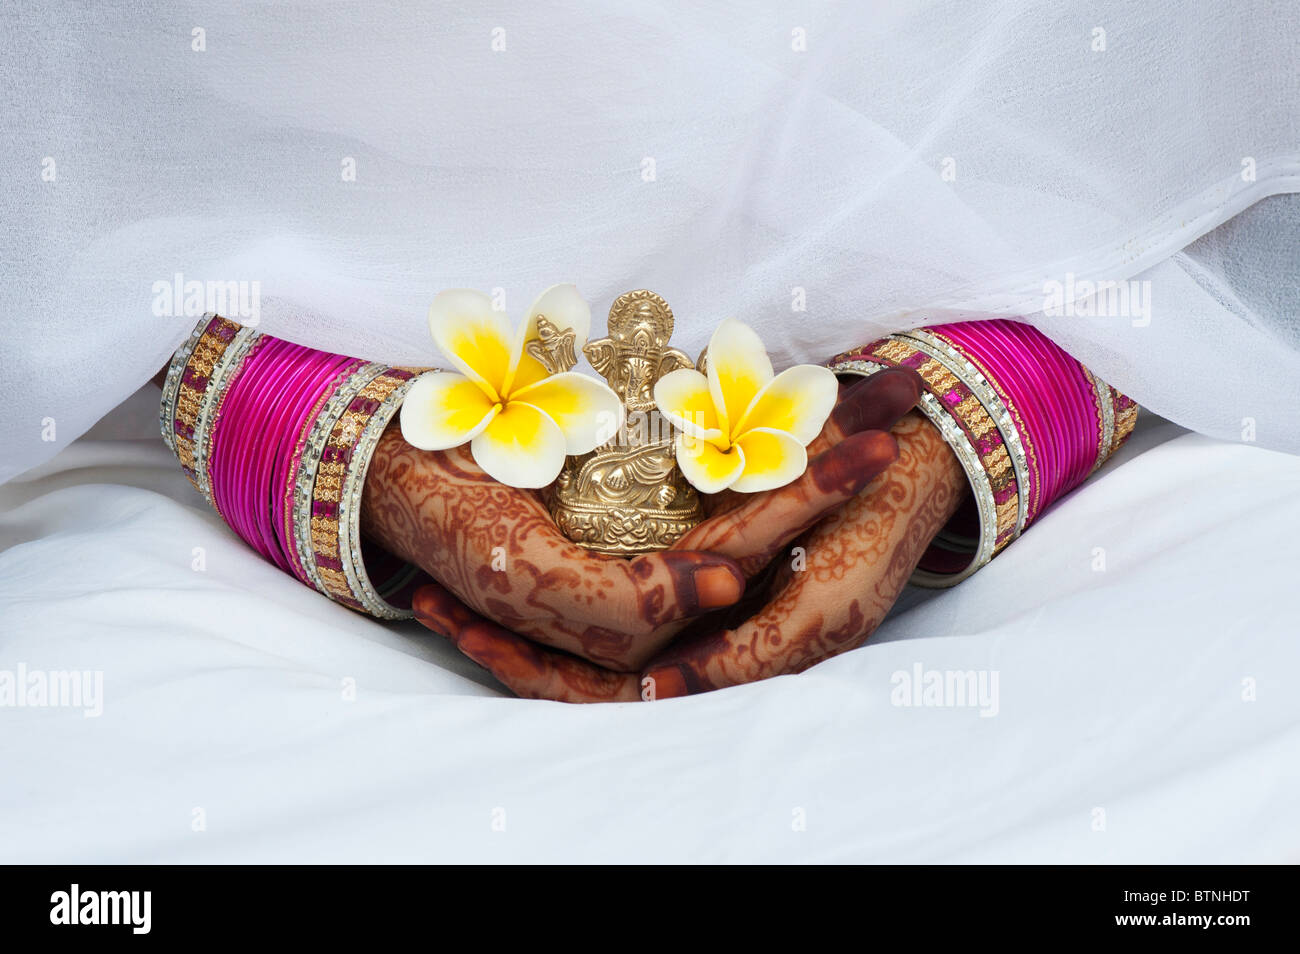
top-left (829, 319), bottom-right (1136, 586)
top-left (160, 314), bottom-right (434, 619)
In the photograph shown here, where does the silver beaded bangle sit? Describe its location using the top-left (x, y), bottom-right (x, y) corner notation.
top-left (292, 361), bottom-right (388, 599)
top-left (338, 370), bottom-right (436, 619)
top-left (894, 328), bottom-right (1032, 541)
top-left (1084, 367), bottom-right (1116, 475)
top-left (191, 325), bottom-right (262, 510)
top-left (158, 314), bottom-right (212, 454)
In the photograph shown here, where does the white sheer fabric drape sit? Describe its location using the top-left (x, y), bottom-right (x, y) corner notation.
top-left (3, 0), bottom-right (1297, 482)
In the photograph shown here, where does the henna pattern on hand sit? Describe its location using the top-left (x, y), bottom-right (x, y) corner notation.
top-left (369, 369), bottom-right (947, 696)
top-left (362, 422), bottom-right (748, 669)
top-left (413, 583), bottom-right (640, 703)
top-left (644, 412), bottom-right (966, 695)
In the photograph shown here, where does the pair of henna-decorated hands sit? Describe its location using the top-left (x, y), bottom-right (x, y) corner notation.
top-left (361, 368), bottom-right (969, 702)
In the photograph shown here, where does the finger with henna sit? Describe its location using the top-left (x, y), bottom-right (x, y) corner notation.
top-left (672, 429), bottom-right (899, 577)
top-left (413, 581), bottom-right (641, 703)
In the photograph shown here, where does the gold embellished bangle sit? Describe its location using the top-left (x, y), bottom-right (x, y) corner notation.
top-left (1109, 389), bottom-right (1138, 457)
top-left (338, 369), bottom-right (434, 619)
top-left (294, 361), bottom-right (387, 599)
top-left (298, 365), bottom-right (432, 619)
top-left (191, 327), bottom-right (263, 510)
top-left (923, 328), bottom-right (1045, 522)
top-left (169, 316), bottom-right (255, 489)
top-left (281, 357), bottom-right (367, 587)
top-left (895, 329), bottom-right (1031, 546)
top-left (159, 314), bottom-right (212, 454)
top-left (1084, 367), bottom-right (1115, 475)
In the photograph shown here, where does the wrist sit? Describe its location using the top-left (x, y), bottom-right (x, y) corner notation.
top-left (360, 421), bottom-right (430, 571)
top-left (892, 411), bottom-right (966, 527)
top-left (828, 320), bottom-right (1135, 584)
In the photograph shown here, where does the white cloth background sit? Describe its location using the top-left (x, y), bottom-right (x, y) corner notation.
top-left (2, 1), bottom-right (1298, 483)
top-left (1, 388), bottom-right (1296, 863)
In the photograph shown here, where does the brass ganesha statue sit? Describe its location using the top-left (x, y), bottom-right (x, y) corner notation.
top-left (530, 289), bottom-right (705, 556)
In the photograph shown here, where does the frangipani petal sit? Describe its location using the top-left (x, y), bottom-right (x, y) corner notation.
top-left (525, 283), bottom-right (592, 351)
top-left (470, 402), bottom-right (567, 488)
top-left (506, 283), bottom-right (592, 395)
top-left (675, 432), bottom-right (746, 494)
top-left (503, 320), bottom-right (551, 396)
top-left (735, 364), bottom-right (839, 446)
top-left (399, 372), bottom-right (499, 450)
top-left (730, 427), bottom-right (807, 493)
top-left (428, 288), bottom-right (515, 400)
top-left (512, 371), bottom-right (625, 455)
top-left (707, 317), bottom-right (773, 437)
top-left (654, 367), bottom-right (724, 442)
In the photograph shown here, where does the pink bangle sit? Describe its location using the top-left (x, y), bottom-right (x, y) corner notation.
top-left (245, 344), bottom-right (322, 567)
top-left (828, 318), bottom-right (1136, 586)
top-left (935, 321), bottom-right (1046, 519)
top-left (277, 356), bottom-right (364, 584)
top-left (162, 314), bottom-right (433, 618)
top-left (271, 354), bottom-right (360, 579)
top-left (210, 336), bottom-right (274, 545)
top-left (212, 337), bottom-right (298, 558)
top-left (211, 337), bottom-right (328, 565)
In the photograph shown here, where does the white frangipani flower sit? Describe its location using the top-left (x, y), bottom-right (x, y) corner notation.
top-left (654, 318), bottom-right (838, 493)
top-left (400, 284), bottom-right (623, 488)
